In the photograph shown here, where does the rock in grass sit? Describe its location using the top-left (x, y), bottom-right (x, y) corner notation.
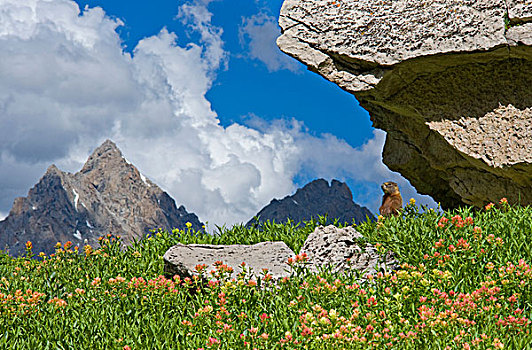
top-left (300, 225), bottom-right (397, 276)
top-left (163, 242), bottom-right (295, 282)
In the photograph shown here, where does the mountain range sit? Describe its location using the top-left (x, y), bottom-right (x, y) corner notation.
top-left (0, 140), bottom-right (374, 256)
top-left (0, 140), bottom-right (202, 256)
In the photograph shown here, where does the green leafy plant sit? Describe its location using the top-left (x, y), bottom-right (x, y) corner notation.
top-left (0, 200), bottom-right (530, 349)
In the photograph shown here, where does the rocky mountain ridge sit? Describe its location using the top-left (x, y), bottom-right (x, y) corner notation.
top-left (0, 140), bottom-right (203, 256)
top-left (0, 141), bottom-right (376, 256)
top-left (247, 179), bottom-right (375, 227)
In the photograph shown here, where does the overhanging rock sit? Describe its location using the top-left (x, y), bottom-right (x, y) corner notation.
top-left (277, 0), bottom-right (532, 208)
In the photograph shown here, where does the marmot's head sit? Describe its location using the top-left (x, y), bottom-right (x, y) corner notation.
top-left (381, 181), bottom-right (400, 195)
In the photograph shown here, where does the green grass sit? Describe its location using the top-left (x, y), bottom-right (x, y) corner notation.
top-left (0, 201), bottom-right (531, 349)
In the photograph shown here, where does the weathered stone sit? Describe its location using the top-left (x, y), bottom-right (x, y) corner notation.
top-left (247, 179), bottom-right (375, 227)
top-left (300, 225), bottom-right (397, 275)
top-left (0, 140), bottom-right (203, 256)
top-left (163, 242), bottom-right (295, 282)
top-left (506, 23), bottom-right (532, 46)
top-left (278, 0), bottom-right (532, 208)
top-left (507, 0), bottom-right (532, 19)
top-left (427, 105), bottom-right (532, 168)
top-left (506, 0), bottom-right (532, 46)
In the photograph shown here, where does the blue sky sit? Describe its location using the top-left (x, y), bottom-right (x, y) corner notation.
top-left (0, 0), bottom-right (436, 226)
top-left (72, 0), bottom-right (374, 145)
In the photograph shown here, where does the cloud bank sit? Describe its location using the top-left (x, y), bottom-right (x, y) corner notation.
top-left (0, 0), bottom-right (436, 227)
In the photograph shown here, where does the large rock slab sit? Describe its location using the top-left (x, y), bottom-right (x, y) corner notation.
top-left (278, 0), bottom-right (532, 208)
top-left (300, 225), bottom-right (397, 275)
top-left (163, 242), bottom-right (295, 282)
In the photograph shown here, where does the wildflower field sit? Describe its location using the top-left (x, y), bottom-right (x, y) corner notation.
top-left (0, 201), bottom-right (531, 349)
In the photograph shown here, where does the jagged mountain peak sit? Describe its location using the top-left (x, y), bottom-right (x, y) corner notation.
top-left (247, 178), bottom-right (375, 227)
top-left (44, 164), bottom-right (62, 175)
top-left (80, 139), bottom-right (126, 174)
top-left (0, 140), bottom-right (203, 256)
top-left (293, 179), bottom-right (352, 199)
top-left (89, 139), bottom-right (123, 160)
top-left (94, 139), bottom-right (120, 154)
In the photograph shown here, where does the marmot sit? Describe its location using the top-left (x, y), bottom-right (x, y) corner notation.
top-left (379, 181), bottom-right (403, 217)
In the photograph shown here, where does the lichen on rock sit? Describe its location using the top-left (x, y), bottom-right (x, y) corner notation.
top-left (427, 105), bottom-right (532, 168)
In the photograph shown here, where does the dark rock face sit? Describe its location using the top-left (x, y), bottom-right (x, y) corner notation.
top-left (0, 140), bottom-right (203, 256)
top-left (246, 179), bottom-right (375, 227)
top-left (277, 0), bottom-right (532, 208)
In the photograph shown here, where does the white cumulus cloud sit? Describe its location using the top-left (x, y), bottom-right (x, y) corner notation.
top-left (0, 0), bottom-right (436, 229)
